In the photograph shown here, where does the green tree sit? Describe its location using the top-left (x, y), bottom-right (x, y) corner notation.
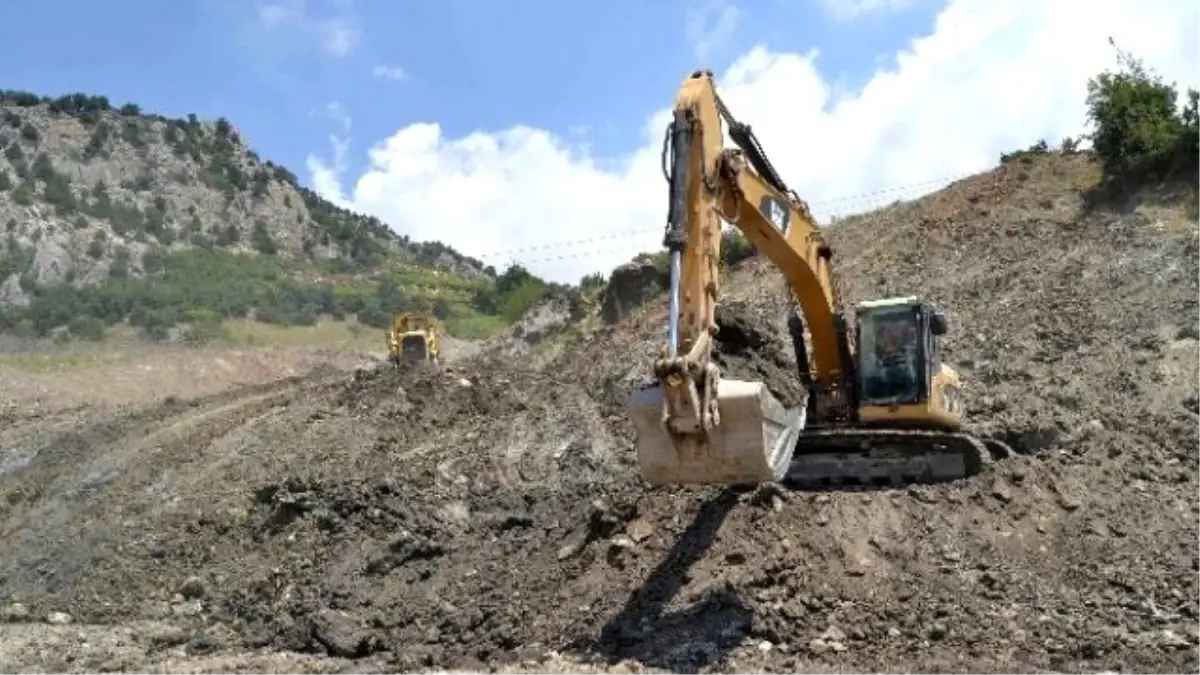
top-left (1086, 39), bottom-right (1197, 178)
top-left (19, 123), bottom-right (39, 144)
top-left (500, 278), bottom-right (544, 322)
top-left (579, 272), bottom-right (606, 292)
top-left (431, 299), bottom-right (452, 320)
top-left (87, 233), bottom-right (105, 259)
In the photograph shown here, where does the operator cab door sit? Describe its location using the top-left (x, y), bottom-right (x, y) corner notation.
top-left (857, 305), bottom-right (928, 407)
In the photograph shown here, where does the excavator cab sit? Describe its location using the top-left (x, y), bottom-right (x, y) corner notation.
top-left (856, 298), bottom-right (925, 405)
top-left (853, 297), bottom-right (958, 427)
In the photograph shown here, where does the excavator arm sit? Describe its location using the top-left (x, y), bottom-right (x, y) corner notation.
top-left (630, 69), bottom-right (856, 486)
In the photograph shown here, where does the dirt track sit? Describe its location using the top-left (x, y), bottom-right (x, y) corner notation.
top-left (0, 155), bottom-right (1197, 673)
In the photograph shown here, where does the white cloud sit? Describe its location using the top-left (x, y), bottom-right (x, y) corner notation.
top-left (819, 0), bottom-right (916, 23)
top-left (309, 0), bottom-right (1200, 284)
top-left (257, 1), bottom-right (300, 29)
top-left (255, 0), bottom-right (360, 57)
top-left (686, 0), bottom-right (743, 62)
top-left (372, 65), bottom-right (410, 82)
top-left (307, 102), bottom-right (353, 203)
top-left (317, 18), bottom-right (361, 57)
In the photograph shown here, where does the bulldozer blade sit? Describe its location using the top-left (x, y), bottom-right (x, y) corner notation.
top-left (784, 428), bottom-right (993, 489)
top-left (628, 379), bottom-right (804, 486)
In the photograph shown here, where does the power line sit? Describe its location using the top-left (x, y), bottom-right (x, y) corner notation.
top-left (475, 229), bottom-right (656, 259)
top-left (502, 244), bottom-right (664, 268)
top-left (472, 170), bottom-right (975, 264)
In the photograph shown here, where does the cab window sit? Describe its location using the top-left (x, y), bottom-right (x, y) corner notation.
top-left (858, 308), bottom-right (922, 404)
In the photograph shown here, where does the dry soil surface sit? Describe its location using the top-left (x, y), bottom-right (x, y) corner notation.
top-left (0, 155), bottom-right (1197, 674)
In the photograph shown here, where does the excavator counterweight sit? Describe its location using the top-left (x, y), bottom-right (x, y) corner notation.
top-left (629, 69), bottom-right (1007, 488)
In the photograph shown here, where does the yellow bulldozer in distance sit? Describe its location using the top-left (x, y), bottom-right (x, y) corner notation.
top-left (387, 311), bottom-right (443, 368)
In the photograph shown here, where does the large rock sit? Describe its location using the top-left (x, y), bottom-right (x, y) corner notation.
top-left (600, 256), bottom-right (668, 324)
top-left (512, 296), bottom-right (571, 345)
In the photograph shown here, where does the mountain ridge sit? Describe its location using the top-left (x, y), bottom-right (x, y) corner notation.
top-left (0, 90), bottom-right (562, 340)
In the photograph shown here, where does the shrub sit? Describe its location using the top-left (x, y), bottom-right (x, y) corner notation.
top-left (1086, 39), bottom-right (1198, 179)
top-left (720, 228), bottom-right (757, 267)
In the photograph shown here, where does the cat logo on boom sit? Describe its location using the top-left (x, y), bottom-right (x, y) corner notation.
top-left (760, 195), bottom-right (790, 233)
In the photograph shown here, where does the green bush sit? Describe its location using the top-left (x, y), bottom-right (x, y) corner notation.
top-left (182, 307), bottom-right (230, 344)
top-left (500, 278), bottom-right (545, 323)
top-left (469, 264), bottom-right (551, 322)
top-left (579, 272), bottom-right (606, 292)
top-left (67, 315), bottom-right (106, 341)
top-left (1086, 40), bottom-right (1198, 179)
top-left (720, 228), bottom-right (757, 267)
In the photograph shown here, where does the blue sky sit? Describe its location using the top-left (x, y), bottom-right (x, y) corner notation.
top-left (2, 0), bottom-right (1196, 283)
top-left (0, 0), bottom-right (938, 185)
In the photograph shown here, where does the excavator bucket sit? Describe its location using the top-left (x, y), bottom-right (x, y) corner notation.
top-left (628, 379), bottom-right (804, 486)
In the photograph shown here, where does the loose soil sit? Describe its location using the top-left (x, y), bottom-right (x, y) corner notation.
top-left (0, 154), bottom-right (1196, 674)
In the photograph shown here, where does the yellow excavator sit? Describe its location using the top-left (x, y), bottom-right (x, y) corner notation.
top-left (628, 69), bottom-right (1009, 487)
top-left (387, 311), bottom-right (443, 368)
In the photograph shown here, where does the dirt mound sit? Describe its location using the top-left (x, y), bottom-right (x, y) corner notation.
top-left (0, 154), bottom-right (1196, 673)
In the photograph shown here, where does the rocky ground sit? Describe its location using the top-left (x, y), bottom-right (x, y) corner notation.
top-left (0, 154), bottom-right (1197, 674)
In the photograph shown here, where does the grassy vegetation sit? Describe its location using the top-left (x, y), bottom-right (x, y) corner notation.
top-left (0, 349), bottom-right (129, 374)
top-left (0, 245), bottom-right (569, 343)
top-left (442, 312), bottom-right (509, 339)
top-left (222, 319), bottom-right (380, 349)
top-left (0, 318), bottom-right (368, 366)
top-left (0, 319), bottom-right (378, 374)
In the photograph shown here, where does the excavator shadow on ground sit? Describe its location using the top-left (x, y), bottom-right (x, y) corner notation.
top-left (576, 457), bottom-right (1009, 671)
top-left (577, 487), bottom-right (752, 673)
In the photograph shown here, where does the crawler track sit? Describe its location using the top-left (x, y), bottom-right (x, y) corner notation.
top-left (785, 428), bottom-right (1012, 488)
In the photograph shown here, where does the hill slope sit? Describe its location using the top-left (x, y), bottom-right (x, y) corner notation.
top-left (0, 151), bottom-right (1195, 673)
top-left (0, 91), bottom-right (526, 339)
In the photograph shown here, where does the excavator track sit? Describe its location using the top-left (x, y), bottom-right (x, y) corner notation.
top-left (784, 428), bottom-right (1007, 489)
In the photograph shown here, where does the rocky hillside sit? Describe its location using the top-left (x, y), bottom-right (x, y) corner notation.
top-left (0, 91), bottom-right (564, 339)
